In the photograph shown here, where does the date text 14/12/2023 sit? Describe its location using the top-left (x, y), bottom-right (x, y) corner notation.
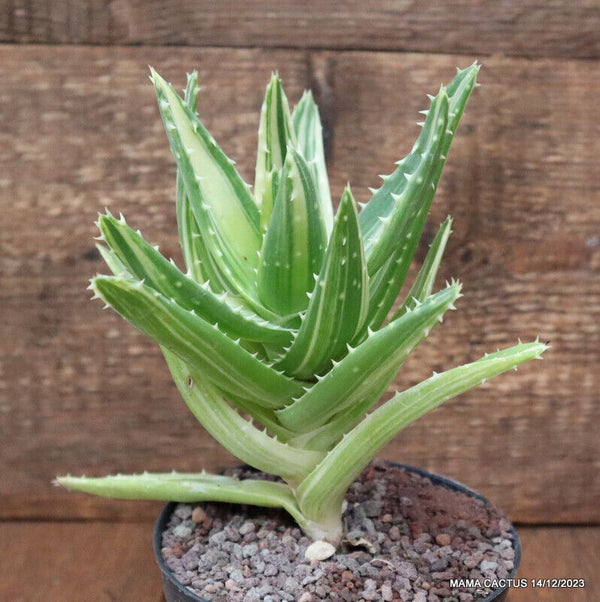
top-left (449, 578), bottom-right (586, 590)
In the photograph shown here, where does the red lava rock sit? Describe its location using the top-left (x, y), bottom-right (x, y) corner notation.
top-left (169, 542), bottom-right (184, 558)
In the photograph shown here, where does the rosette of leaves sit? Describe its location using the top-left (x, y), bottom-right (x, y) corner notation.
top-left (57, 64), bottom-right (547, 546)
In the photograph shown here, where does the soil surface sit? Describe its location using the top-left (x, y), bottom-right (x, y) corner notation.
top-left (161, 461), bottom-right (517, 601)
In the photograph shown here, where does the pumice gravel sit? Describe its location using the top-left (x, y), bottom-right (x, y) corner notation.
top-left (161, 462), bottom-right (516, 601)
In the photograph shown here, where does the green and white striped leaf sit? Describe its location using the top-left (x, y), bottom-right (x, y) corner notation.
top-left (292, 90), bottom-right (333, 235)
top-left (275, 186), bottom-right (369, 379)
top-left (176, 176), bottom-right (203, 282)
top-left (57, 471), bottom-right (302, 516)
top-left (363, 250), bottom-right (408, 331)
top-left (91, 275), bottom-right (304, 407)
top-left (364, 213), bottom-right (454, 331)
top-left (175, 178), bottom-right (234, 290)
top-left (392, 216), bottom-right (453, 320)
top-left (288, 361), bottom-right (399, 452)
top-left (444, 63), bottom-right (480, 154)
top-left (297, 340), bottom-right (548, 524)
top-left (359, 94), bottom-right (448, 330)
top-left (163, 349), bottom-right (324, 483)
top-left (359, 63), bottom-right (479, 279)
top-left (151, 68), bottom-right (261, 303)
top-left (182, 70), bottom-right (199, 113)
top-left (417, 63), bottom-right (480, 196)
top-left (174, 71), bottom-right (210, 284)
top-left (96, 242), bottom-right (129, 277)
top-left (258, 147), bottom-right (328, 316)
top-left (225, 392), bottom-right (298, 442)
top-left (359, 90), bottom-right (449, 280)
top-left (97, 213), bottom-right (293, 347)
top-left (255, 73), bottom-right (297, 228)
top-left (276, 283), bottom-right (462, 432)
top-left (174, 71), bottom-right (244, 292)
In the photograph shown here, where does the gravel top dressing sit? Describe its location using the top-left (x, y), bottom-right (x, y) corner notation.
top-left (160, 461), bottom-right (516, 601)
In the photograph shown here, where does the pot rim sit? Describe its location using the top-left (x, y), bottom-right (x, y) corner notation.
top-left (153, 462), bottom-right (521, 602)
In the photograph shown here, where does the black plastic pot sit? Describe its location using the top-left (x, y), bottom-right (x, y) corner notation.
top-left (153, 463), bottom-right (521, 602)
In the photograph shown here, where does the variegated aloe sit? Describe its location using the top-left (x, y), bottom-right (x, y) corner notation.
top-left (57, 64), bottom-right (547, 546)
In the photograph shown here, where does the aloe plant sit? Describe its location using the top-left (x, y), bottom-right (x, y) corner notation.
top-left (57, 64), bottom-right (547, 547)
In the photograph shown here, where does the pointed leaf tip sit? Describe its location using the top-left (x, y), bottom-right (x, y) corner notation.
top-left (152, 68), bottom-right (262, 303)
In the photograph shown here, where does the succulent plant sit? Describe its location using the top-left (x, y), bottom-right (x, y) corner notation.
top-left (57, 64), bottom-right (547, 547)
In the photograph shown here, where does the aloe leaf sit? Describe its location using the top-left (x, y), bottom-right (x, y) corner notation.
top-left (393, 216), bottom-right (453, 320)
top-left (362, 254), bottom-right (404, 331)
top-left (359, 63), bottom-right (479, 278)
top-left (174, 71), bottom-right (209, 284)
top-left (297, 340), bottom-right (548, 524)
top-left (360, 103), bottom-right (454, 331)
top-left (174, 71), bottom-right (242, 292)
top-left (91, 276), bottom-right (304, 407)
top-left (182, 70), bottom-right (199, 113)
top-left (225, 392), bottom-right (298, 442)
top-left (287, 361), bottom-right (400, 452)
top-left (359, 98), bottom-right (450, 332)
top-left (275, 186), bottom-right (369, 379)
top-left (56, 470), bottom-right (344, 540)
top-left (172, 74), bottom-right (262, 300)
top-left (254, 73), bottom-right (297, 228)
top-left (150, 68), bottom-right (261, 302)
top-left (367, 214), bottom-right (453, 331)
top-left (163, 349), bottom-right (324, 483)
top-left (56, 471), bottom-right (302, 516)
top-left (97, 213), bottom-right (292, 347)
top-left (96, 243), bottom-right (129, 277)
top-left (362, 91), bottom-right (449, 307)
top-left (176, 177), bottom-right (203, 282)
top-left (445, 62), bottom-right (480, 149)
top-left (258, 147), bottom-right (328, 316)
top-left (175, 190), bottom-right (281, 328)
top-left (276, 283), bottom-right (462, 432)
top-left (292, 90), bottom-right (334, 235)
top-left (358, 90), bottom-right (448, 274)
top-left (176, 180), bottom-right (231, 291)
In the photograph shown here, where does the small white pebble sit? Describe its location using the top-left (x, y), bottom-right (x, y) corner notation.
top-left (172, 524), bottom-right (192, 539)
top-left (480, 559), bottom-right (498, 573)
top-left (304, 540), bottom-right (336, 561)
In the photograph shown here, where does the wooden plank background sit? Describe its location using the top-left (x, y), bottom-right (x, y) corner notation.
top-left (1, 1), bottom-right (599, 58)
top-left (1, 2), bottom-right (599, 532)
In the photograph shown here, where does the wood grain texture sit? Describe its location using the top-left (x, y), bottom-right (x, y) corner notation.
top-left (1, 1), bottom-right (599, 59)
top-left (0, 523), bottom-right (597, 601)
top-left (0, 522), bottom-right (163, 601)
top-left (1, 45), bottom-right (599, 522)
top-left (517, 527), bottom-right (600, 601)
